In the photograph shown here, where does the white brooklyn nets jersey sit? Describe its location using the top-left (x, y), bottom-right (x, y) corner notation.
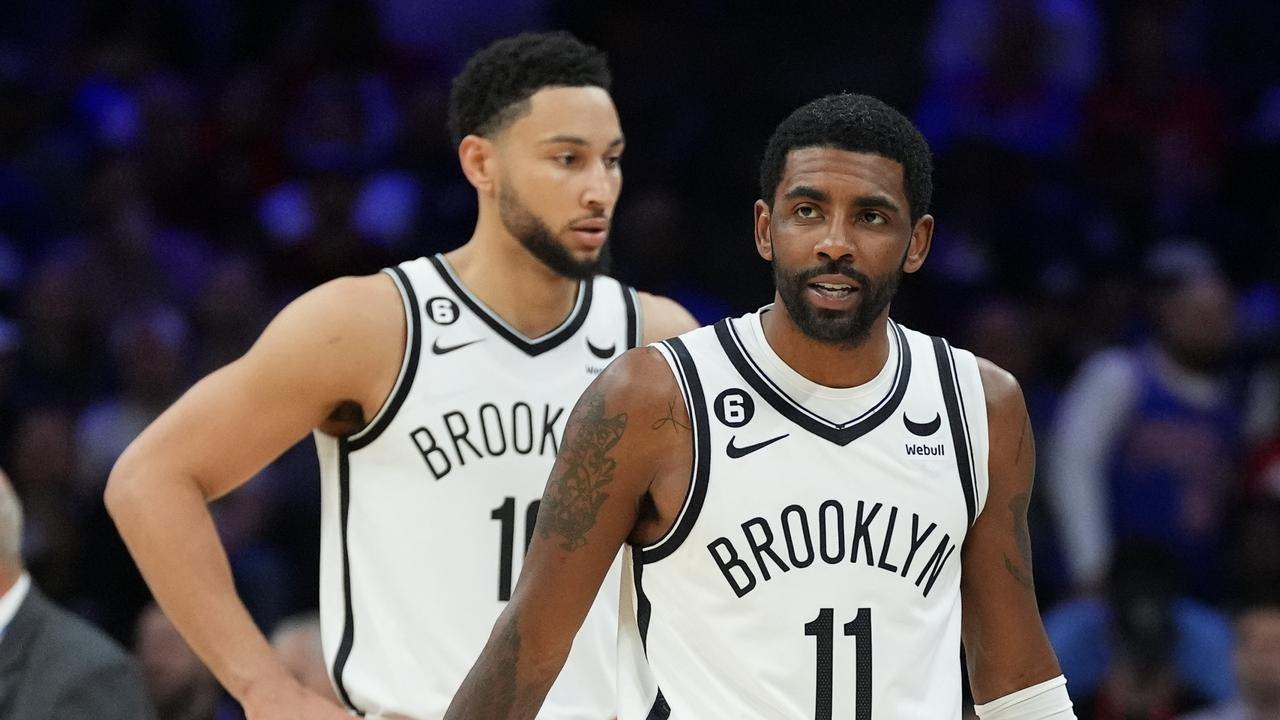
top-left (619, 308), bottom-right (990, 720)
top-left (315, 254), bottom-right (638, 719)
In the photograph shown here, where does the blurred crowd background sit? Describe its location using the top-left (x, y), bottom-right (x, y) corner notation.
top-left (2, 1), bottom-right (1280, 718)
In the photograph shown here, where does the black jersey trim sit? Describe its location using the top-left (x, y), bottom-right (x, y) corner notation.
top-left (427, 254), bottom-right (593, 357)
top-left (634, 559), bottom-right (652, 651)
top-left (331, 439), bottom-right (365, 716)
top-left (623, 284), bottom-right (641, 349)
top-left (637, 338), bottom-right (711, 564)
top-left (713, 319), bottom-right (912, 446)
top-left (647, 689), bottom-right (672, 719)
top-left (948, 342), bottom-right (981, 517)
top-left (347, 266), bottom-right (422, 451)
top-left (932, 337), bottom-right (977, 527)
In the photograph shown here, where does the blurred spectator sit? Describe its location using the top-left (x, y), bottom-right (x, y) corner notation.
top-left (1081, 2), bottom-right (1227, 238)
top-left (76, 305), bottom-right (190, 493)
top-left (133, 602), bottom-right (237, 720)
top-left (1051, 540), bottom-right (1221, 719)
top-left (1180, 600), bottom-right (1280, 720)
top-left (1046, 240), bottom-right (1262, 599)
top-left (192, 254), bottom-right (271, 376)
top-left (9, 407), bottom-right (81, 602)
top-left (269, 613), bottom-right (337, 706)
top-left (919, 0), bottom-right (1102, 156)
top-left (0, 466), bottom-right (154, 719)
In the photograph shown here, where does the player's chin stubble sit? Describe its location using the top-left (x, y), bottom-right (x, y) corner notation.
top-left (499, 185), bottom-right (610, 280)
top-left (772, 256), bottom-right (902, 347)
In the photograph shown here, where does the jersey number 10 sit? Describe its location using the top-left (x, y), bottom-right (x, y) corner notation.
top-left (805, 607), bottom-right (872, 720)
top-left (491, 497), bottom-right (541, 601)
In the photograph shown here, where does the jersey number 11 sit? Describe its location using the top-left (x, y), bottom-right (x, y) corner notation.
top-left (805, 607), bottom-right (872, 720)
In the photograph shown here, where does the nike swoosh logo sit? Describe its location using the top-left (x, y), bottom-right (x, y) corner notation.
top-left (586, 339), bottom-right (616, 359)
top-left (431, 338), bottom-right (484, 355)
top-left (726, 433), bottom-right (789, 459)
top-left (903, 412), bottom-right (941, 437)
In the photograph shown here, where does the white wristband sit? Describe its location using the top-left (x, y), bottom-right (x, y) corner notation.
top-left (973, 675), bottom-right (1076, 720)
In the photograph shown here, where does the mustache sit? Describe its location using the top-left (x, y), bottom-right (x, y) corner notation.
top-left (790, 260), bottom-right (873, 288)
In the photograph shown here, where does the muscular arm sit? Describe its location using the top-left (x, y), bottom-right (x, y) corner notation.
top-left (445, 347), bottom-right (690, 720)
top-left (104, 274), bottom-right (404, 718)
top-left (639, 291), bottom-right (700, 344)
top-left (962, 359), bottom-right (1064, 702)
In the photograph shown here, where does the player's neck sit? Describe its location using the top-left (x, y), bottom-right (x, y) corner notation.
top-left (445, 231), bottom-right (582, 339)
top-left (760, 302), bottom-right (892, 389)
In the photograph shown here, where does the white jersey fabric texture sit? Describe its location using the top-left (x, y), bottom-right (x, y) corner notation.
top-left (618, 308), bottom-right (990, 720)
top-left (315, 254), bottom-right (639, 719)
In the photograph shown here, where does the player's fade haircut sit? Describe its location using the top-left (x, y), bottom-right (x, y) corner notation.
top-left (759, 93), bottom-right (933, 224)
top-left (447, 31), bottom-right (611, 146)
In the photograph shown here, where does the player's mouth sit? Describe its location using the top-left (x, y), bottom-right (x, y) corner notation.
top-left (805, 275), bottom-right (860, 309)
top-left (569, 219), bottom-right (609, 249)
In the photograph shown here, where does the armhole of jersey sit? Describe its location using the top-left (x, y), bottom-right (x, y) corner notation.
top-left (931, 336), bottom-right (981, 527)
top-left (623, 284), bottom-right (641, 349)
top-left (637, 337), bottom-right (711, 564)
top-left (346, 266), bottom-right (422, 451)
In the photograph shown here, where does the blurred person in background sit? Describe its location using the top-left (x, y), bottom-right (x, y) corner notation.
top-left (1046, 239), bottom-right (1264, 600)
top-left (0, 467), bottom-right (154, 719)
top-left (1180, 599), bottom-right (1280, 720)
top-left (269, 613), bottom-right (338, 706)
top-left (107, 30), bottom-right (696, 720)
top-left (134, 602), bottom-right (237, 720)
top-left (1049, 540), bottom-right (1227, 719)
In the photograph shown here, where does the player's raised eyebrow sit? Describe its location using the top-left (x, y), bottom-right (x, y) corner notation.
top-left (540, 134), bottom-right (627, 148)
top-left (783, 185), bottom-right (830, 204)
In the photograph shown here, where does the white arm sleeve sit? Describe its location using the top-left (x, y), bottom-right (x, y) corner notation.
top-left (1044, 350), bottom-right (1137, 588)
top-left (974, 675), bottom-right (1076, 719)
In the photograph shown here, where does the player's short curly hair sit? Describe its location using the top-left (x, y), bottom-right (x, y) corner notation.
top-left (447, 31), bottom-right (611, 146)
top-left (759, 93), bottom-right (933, 223)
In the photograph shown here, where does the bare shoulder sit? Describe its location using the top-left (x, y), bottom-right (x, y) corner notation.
top-left (975, 357), bottom-right (1029, 436)
top-left (974, 356), bottom-right (1035, 501)
top-left (637, 291), bottom-right (700, 344)
top-left (245, 271), bottom-right (406, 426)
top-left (257, 273), bottom-right (402, 369)
top-left (976, 357), bottom-right (1023, 413)
top-left (589, 344), bottom-right (681, 412)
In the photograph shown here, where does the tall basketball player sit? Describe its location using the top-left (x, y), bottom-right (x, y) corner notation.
top-left (446, 93), bottom-right (1075, 720)
top-left (105, 32), bottom-right (697, 720)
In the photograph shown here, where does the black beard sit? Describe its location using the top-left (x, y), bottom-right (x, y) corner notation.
top-left (499, 185), bottom-right (609, 280)
top-left (773, 255), bottom-right (902, 347)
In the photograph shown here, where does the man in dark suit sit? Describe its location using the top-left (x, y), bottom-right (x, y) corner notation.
top-left (0, 467), bottom-right (155, 719)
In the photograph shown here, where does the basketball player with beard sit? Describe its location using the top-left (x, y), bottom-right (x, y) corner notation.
top-left (106, 32), bottom-right (696, 720)
top-left (446, 93), bottom-right (1074, 720)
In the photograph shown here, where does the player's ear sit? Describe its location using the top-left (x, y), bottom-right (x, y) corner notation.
top-left (755, 200), bottom-right (773, 262)
top-left (902, 214), bottom-right (934, 274)
top-left (458, 135), bottom-right (497, 195)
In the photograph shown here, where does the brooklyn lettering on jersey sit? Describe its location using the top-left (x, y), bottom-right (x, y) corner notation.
top-left (408, 402), bottom-right (567, 480)
top-left (707, 498), bottom-right (958, 599)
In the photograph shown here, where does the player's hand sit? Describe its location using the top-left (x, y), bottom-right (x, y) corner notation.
top-left (241, 677), bottom-right (351, 720)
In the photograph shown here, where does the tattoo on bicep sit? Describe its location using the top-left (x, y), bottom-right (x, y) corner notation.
top-left (1004, 492), bottom-right (1035, 592)
top-left (538, 389), bottom-right (628, 551)
top-left (1014, 413), bottom-right (1031, 465)
top-left (650, 397), bottom-right (689, 432)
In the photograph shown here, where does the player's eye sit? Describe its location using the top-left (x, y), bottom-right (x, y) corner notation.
top-left (604, 155), bottom-right (622, 169)
top-left (555, 154), bottom-right (577, 166)
top-left (795, 204), bottom-right (821, 219)
top-left (859, 210), bottom-right (886, 225)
